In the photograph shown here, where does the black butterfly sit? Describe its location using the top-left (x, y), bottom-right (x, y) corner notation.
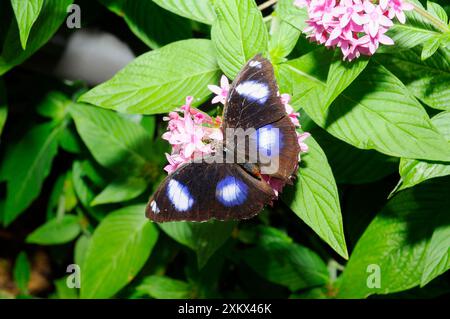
top-left (146, 55), bottom-right (300, 222)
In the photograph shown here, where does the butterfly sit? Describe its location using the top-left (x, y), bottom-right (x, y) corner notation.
top-left (146, 54), bottom-right (301, 222)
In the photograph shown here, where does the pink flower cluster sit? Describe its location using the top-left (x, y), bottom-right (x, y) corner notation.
top-left (162, 75), bottom-right (310, 195)
top-left (162, 96), bottom-right (223, 174)
top-left (294, 0), bottom-right (414, 60)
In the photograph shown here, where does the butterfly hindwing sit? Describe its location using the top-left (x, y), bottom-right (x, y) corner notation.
top-left (146, 159), bottom-right (276, 222)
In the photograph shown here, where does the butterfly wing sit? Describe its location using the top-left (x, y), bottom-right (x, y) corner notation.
top-left (222, 54), bottom-right (286, 131)
top-left (222, 54), bottom-right (300, 181)
top-left (146, 159), bottom-right (276, 222)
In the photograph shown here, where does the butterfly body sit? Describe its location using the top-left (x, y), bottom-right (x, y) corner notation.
top-left (146, 55), bottom-right (300, 222)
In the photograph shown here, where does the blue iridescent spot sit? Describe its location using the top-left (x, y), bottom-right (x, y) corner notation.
top-left (166, 179), bottom-right (194, 212)
top-left (257, 125), bottom-right (283, 157)
top-left (216, 176), bottom-right (248, 207)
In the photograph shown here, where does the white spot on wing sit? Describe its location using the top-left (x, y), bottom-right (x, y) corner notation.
top-left (257, 125), bottom-right (282, 156)
top-left (249, 60), bottom-right (262, 68)
top-left (167, 179), bottom-right (194, 212)
top-left (150, 200), bottom-right (160, 214)
top-left (235, 81), bottom-right (269, 104)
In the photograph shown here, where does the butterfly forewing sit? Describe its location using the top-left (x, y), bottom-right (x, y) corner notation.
top-left (146, 160), bottom-right (276, 222)
top-left (223, 54), bottom-right (301, 182)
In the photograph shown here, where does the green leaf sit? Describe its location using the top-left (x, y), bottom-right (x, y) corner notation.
top-left (10, 0), bottom-right (44, 49)
top-left (135, 275), bottom-right (193, 299)
top-left (283, 136), bottom-right (348, 259)
top-left (398, 111), bottom-right (450, 191)
top-left (288, 58), bottom-right (450, 161)
top-left (377, 48), bottom-right (450, 110)
top-left (337, 177), bottom-right (450, 298)
top-left (159, 220), bottom-right (236, 268)
top-left (422, 37), bottom-right (442, 60)
top-left (420, 213), bottom-right (450, 286)
top-left (241, 229), bottom-right (329, 291)
top-left (211, 0), bottom-right (269, 78)
top-left (46, 171), bottom-right (77, 220)
top-left (74, 234), bottom-right (91, 270)
top-left (0, 0), bottom-right (73, 75)
top-left (427, 1), bottom-right (448, 24)
top-left (312, 127), bottom-right (399, 184)
top-left (0, 79), bottom-right (7, 137)
top-left (26, 215), bottom-right (81, 245)
top-left (91, 177), bottom-right (148, 206)
top-left (81, 204), bottom-right (159, 298)
top-left (276, 0), bottom-right (308, 31)
top-left (69, 103), bottom-right (157, 177)
top-left (269, 14), bottom-right (301, 64)
top-left (54, 278), bottom-right (78, 299)
top-left (99, 0), bottom-right (192, 49)
top-left (152, 0), bottom-right (216, 25)
top-left (13, 252), bottom-right (31, 293)
top-left (79, 39), bottom-right (220, 114)
top-left (1, 122), bottom-right (62, 225)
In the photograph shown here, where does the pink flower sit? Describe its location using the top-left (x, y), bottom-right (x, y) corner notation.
top-left (208, 75), bottom-right (230, 105)
top-left (281, 94), bottom-right (301, 127)
top-left (358, 27), bottom-right (394, 54)
top-left (298, 132), bottom-right (311, 153)
top-left (261, 175), bottom-right (286, 197)
top-left (385, 0), bottom-right (414, 24)
top-left (360, 1), bottom-right (393, 37)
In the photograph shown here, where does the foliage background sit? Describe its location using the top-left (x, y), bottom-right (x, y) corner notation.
top-left (0, 0), bottom-right (449, 299)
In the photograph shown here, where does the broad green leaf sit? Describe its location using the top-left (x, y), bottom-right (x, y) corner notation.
top-left (312, 127), bottom-right (399, 184)
top-left (13, 252), bottom-right (31, 293)
top-left (91, 177), bottom-right (148, 206)
top-left (69, 103), bottom-right (158, 178)
top-left (288, 59), bottom-right (450, 161)
top-left (99, 0), bottom-right (192, 49)
top-left (421, 37), bottom-right (441, 60)
top-left (0, 79), bottom-right (7, 137)
top-left (1, 122), bottom-right (62, 225)
top-left (283, 136), bottom-right (348, 259)
top-left (276, 0), bottom-right (308, 31)
top-left (81, 204), bottom-right (159, 298)
top-left (58, 126), bottom-right (82, 154)
top-left (420, 213), bottom-right (450, 286)
top-left (427, 1), bottom-right (448, 24)
top-left (338, 177), bottom-right (450, 298)
top-left (26, 215), bottom-right (81, 245)
top-left (377, 48), bottom-right (450, 110)
top-left (242, 236), bottom-right (329, 291)
top-left (153, 0), bottom-right (216, 25)
top-left (79, 39), bottom-right (220, 114)
top-left (160, 220), bottom-right (236, 268)
top-left (135, 275), bottom-right (193, 299)
top-left (322, 53), bottom-right (369, 110)
top-left (397, 111), bottom-right (450, 191)
top-left (0, 0), bottom-right (73, 75)
top-left (74, 234), bottom-right (91, 270)
top-left (10, 0), bottom-right (44, 49)
top-left (211, 0), bottom-right (269, 78)
top-left (269, 14), bottom-right (301, 64)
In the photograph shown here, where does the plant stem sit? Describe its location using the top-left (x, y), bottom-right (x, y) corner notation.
top-left (258, 0), bottom-right (278, 11)
top-left (409, 1), bottom-right (450, 33)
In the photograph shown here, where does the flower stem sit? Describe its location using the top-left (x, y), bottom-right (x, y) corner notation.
top-left (409, 1), bottom-right (450, 33)
top-left (258, 0), bottom-right (278, 11)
